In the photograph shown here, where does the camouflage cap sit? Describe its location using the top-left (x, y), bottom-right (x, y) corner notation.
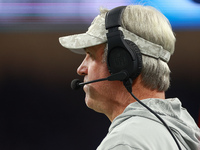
top-left (59, 14), bottom-right (107, 54)
top-left (59, 13), bottom-right (171, 62)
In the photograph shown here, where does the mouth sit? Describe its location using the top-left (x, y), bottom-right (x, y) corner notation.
top-left (83, 76), bottom-right (87, 84)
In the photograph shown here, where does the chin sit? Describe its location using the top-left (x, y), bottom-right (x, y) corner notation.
top-left (84, 96), bottom-right (90, 107)
top-left (83, 84), bottom-right (105, 113)
top-left (85, 97), bottom-right (95, 112)
top-left (84, 91), bottom-right (93, 108)
top-left (83, 85), bottom-right (93, 106)
top-left (84, 96), bottom-right (103, 113)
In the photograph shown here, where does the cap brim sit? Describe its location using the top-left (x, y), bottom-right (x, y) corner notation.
top-left (59, 33), bottom-right (107, 54)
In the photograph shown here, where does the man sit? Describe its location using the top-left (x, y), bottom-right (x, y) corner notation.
top-left (59, 5), bottom-right (200, 150)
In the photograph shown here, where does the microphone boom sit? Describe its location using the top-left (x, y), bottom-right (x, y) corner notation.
top-left (71, 71), bottom-right (128, 90)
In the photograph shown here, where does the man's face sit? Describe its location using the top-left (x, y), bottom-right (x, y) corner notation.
top-left (77, 44), bottom-right (122, 114)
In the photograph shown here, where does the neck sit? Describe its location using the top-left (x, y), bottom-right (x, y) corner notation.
top-left (106, 75), bottom-right (165, 122)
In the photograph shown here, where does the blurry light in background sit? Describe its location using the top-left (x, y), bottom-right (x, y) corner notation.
top-left (0, 0), bottom-right (199, 31)
top-left (192, 0), bottom-right (200, 3)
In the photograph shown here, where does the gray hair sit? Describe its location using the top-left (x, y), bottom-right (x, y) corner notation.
top-left (101, 5), bottom-right (176, 92)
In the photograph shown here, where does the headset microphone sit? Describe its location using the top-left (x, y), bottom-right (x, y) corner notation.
top-left (71, 71), bottom-right (128, 90)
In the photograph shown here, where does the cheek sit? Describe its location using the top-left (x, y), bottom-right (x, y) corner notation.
top-left (98, 63), bottom-right (111, 78)
top-left (88, 63), bottom-right (110, 80)
top-left (86, 63), bottom-right (117, 98)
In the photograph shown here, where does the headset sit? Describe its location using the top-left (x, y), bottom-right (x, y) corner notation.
top-left (105, 6), bottom-right (182, 150)
top-left (105, 6), bottom-right (142, 85)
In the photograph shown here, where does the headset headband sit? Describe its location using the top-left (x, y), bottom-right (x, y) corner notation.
top-left (105, 6), bottom-right (126, 29)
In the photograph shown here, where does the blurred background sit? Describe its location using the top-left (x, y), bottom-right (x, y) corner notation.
top-left (0, 0), bottom-right (200, 150)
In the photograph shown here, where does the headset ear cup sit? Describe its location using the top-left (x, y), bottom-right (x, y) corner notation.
top-left (107, 45), bottom-right (133, 79)
top-left (105, 6), bottom-right (142, 81)
top-left (124, 39), bottom-right (142, 80)
top-left (107, 39), bottom-right (142, 81)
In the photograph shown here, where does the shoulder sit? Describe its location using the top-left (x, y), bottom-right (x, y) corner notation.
top-left (97, 116), bottom-right (176, 150)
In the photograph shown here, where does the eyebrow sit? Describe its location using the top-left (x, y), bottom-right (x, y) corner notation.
top-left (84, 48), bottom-right (93, 53)
top-left (84, 48), bottom-right (89, 52)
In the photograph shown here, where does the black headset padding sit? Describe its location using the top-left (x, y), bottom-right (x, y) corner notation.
top-left (105, 6), bottom-right (142, 81)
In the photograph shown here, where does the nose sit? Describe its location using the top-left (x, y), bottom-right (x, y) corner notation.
top-left (77, 58), bottom-right (88, 76)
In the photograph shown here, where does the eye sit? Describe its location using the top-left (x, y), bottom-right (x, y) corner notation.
top-left (86, 51), bottom-right (94, 59)
top-left (86, 51), bottom-right (91, 55)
